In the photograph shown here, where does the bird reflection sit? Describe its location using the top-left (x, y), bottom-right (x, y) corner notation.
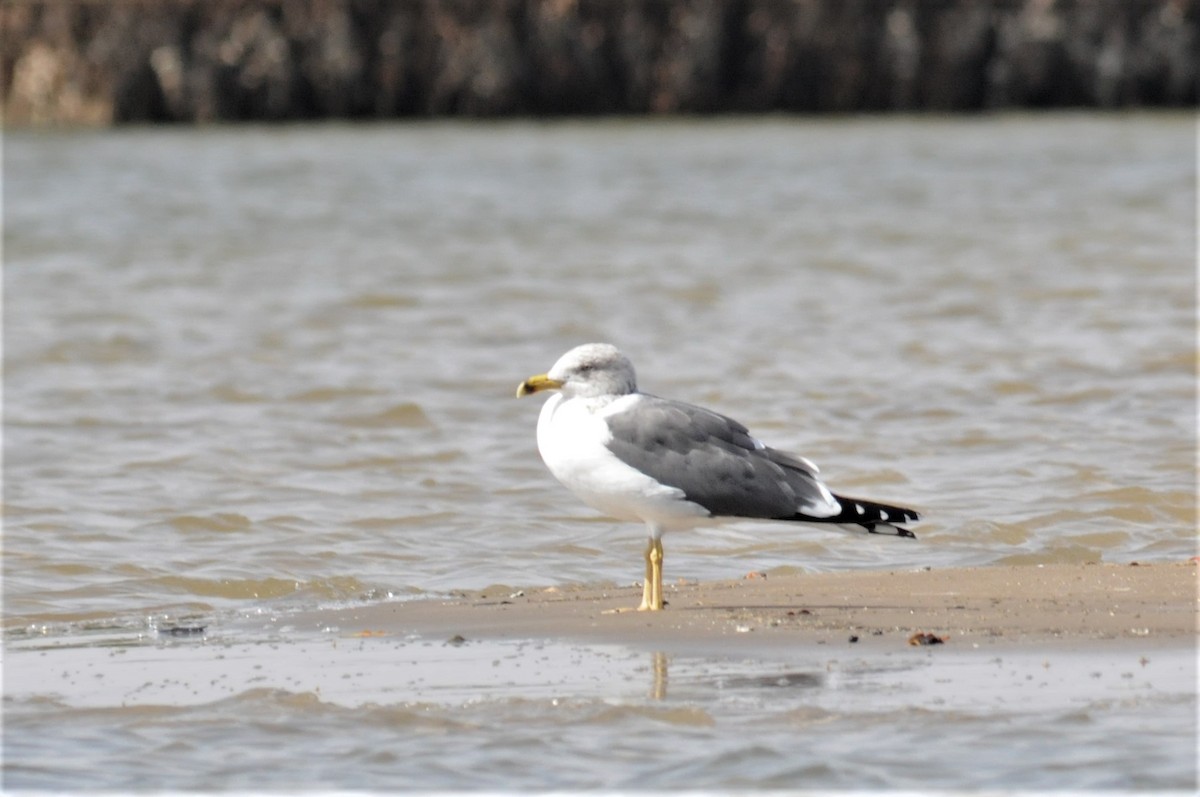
top-left (651, 651), bottom-right (669, 700)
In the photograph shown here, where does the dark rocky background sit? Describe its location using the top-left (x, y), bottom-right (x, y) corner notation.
top-left (3, 0), bottom-right (1196, 125)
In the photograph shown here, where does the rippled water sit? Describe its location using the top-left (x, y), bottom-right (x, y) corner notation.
top-left (7, 631), bottom-right (1194, 791)
top-left (4, 114), bottom-right (1196, 790)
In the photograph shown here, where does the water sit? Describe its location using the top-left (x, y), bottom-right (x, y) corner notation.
top-left (3, 114), bottom-right (1196, 790)
top-left (6, 631), bottom-right (1194, 791)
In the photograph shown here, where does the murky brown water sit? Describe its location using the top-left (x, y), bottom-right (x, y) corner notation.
top-left (4, 114), bottom-right (1196, 790)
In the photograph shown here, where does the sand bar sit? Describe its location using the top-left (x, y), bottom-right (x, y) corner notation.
top-left (6, 562), bottom-right (1196, 717)
top-left (305, 562), bottom-right (1198, 655)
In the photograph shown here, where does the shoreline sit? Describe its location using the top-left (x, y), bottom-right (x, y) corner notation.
top-left (6, 567), bottom-right (1195, 791)
top-left (299, 561), bottom-right (1198, 656)
top-left (6, 561), bottom-right (1195, 719)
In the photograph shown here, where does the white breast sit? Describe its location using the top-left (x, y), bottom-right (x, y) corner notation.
top-left (535, 393), bottom-right (710, 530)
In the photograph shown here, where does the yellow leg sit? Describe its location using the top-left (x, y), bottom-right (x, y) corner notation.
top-left (640, 538), bottom-right (664, 611)
top-left (604, 537), bottom-right (666, 614)
top-left (635, 539), bottom-right (654, 611)
top-left (653, 538), bottom-right (663, 609)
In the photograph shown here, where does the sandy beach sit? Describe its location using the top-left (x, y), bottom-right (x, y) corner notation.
top-left (305, 561), bottom-right (1198, 654)
top-left (8, 562), bottom-right (1196, 791)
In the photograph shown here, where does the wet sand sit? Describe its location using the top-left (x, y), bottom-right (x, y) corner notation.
top-left (9, 562), bottom-right (1195, 709)
top-left (8, 561), bottom-right (1196, 792)
top-left (307, 562), bottom-right (1198, 655)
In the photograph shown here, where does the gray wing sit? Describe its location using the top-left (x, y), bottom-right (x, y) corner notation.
top-left (603, 394), bottom-right (838, 519)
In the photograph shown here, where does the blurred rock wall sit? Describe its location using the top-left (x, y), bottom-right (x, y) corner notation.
top-left (3, 0), bottom-right (1196, 125)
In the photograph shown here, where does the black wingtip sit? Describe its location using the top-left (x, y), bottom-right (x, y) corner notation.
top-left (782, 496), bottom-right (921, 538)
top-left (865, 522), bottom-right (917, 539)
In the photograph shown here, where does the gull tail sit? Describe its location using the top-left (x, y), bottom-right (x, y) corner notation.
top-left (785, 495), bottom-right (920, 538)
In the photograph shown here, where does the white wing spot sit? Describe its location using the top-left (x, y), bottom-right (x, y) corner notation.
top-left (880, 510), bottom-right (889, 520)
top-left (855, 504), bottom-right (865, 515)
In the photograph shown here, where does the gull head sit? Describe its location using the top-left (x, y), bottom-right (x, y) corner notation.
top-left (516, 343), bottom-right (638, 399)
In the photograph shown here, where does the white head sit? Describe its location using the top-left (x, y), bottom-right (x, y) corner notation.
top-left (516, 343), bottom-right (638, 399)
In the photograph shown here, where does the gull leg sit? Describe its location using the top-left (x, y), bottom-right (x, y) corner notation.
top-left (642, 538), bottom-right (664, 611)
top-left (637, 538), bottom-right (655, 610)
top-left (604, 539), bottom-right (655, 614)
top-left (653, 538), bottom-right (664, 610)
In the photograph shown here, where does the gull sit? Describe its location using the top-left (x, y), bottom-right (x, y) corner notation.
top-left (516, 343), bottom-right (920, 611)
